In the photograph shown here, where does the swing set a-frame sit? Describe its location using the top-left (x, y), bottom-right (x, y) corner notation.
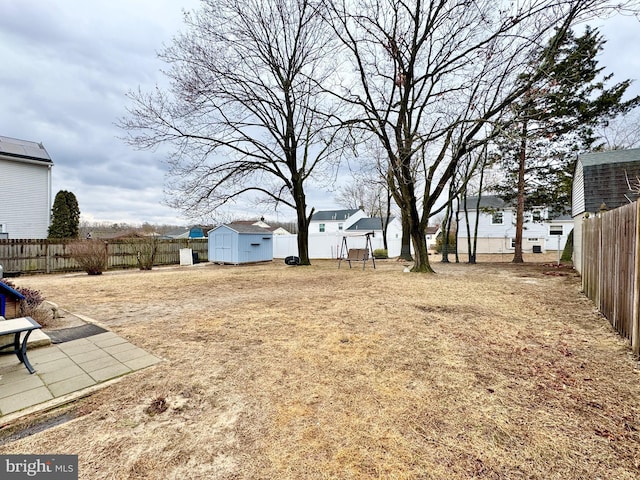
top-left (337, 231), bottom-right (376, 270)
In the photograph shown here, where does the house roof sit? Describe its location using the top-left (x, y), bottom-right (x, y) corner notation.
top-left (216, 223), bottom-right (273, 234)
top-left (0, 281), bottom-right (25, 300)
top-left (0, 135), bottom-right (53, 164)
top-left (463, 195), bottom-right (509, 209)
top-left (579, 148), bottom-right (640, 167)
top-left (425, 226), bottom-right (440, 235)
top-left (311, 209), bottom-right (361, 221)
top-left (346, 217), bottom-right (394, 231)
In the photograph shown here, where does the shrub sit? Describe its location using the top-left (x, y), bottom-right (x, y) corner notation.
top-left (435, 233), bottom-right (456, 253)
top-left (129, 236), bottom-right (159, 270)
top-left (0, 278), bottom-right (45, 318)
top-left (68, 240), bottom-right (107, 275)
top-left (373, 248), bottom-right (388, 259)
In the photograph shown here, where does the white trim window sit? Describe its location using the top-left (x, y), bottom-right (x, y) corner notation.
top-left (550, 225), bottom-right (563, 236)
top-left (319, 223), bottom-right (325, 233)
top-left (491, 211), bottom-right (504, 225)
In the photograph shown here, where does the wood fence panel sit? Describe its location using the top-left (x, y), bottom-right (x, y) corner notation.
top-left (582, 202), bottom-right (637, 348)
top-left (0, 238), bottom-right (209, 274)
top-left (582, 215), bottom-right (601, 307)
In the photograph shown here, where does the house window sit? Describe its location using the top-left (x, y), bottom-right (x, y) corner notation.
top-left (511, 238), bottom-right (516, 248)
top-left (532, 210), bottom-right (542, 222)
top-left (319, 223), bottom-right (325, 233)
top-left (338, 223), bottom-right (343, 231)
top-left (550, 225), bottom-right (563, 236)
top-left (491, 212), bottom-right (503, 225)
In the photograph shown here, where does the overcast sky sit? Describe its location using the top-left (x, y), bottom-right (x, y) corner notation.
top-left (1, 2), bottom-right (639, 226)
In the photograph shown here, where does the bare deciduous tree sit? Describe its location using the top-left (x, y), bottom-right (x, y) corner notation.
top-left (325, 0), bottom-right (636, 272)
top-left (119, 0), bottom-right (347, 265)
top-left (335, 151), bottom-right (395, 249)
top-left (597, 108), bottom-right (640, 150)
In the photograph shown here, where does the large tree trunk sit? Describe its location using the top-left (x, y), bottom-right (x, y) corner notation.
top-left (408, 195), bottom-right (433, 273)
top-left (399, 210), bottom-right (413, 261)
top-left (513, 121), bottom-right (527, 263)
top-left (293, 180), bottom-right (312, 265)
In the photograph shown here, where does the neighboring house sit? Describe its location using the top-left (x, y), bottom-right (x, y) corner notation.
top-left (274, 209), bottom-right (408, 258)
top-left (456, 195), bottom-right (571, 255)
top-left (208, 222), bottom-right (273, 264)
top-left (168, 226), bottom-right (210, 239)
top-left (309, 209), bottom-right (367, 234)
top-left (0, 135), bottom-right (54, 239)
top-left (572, 148), bottom-right (640, 273)
top-left (425, 225), bottom-right (441, 251)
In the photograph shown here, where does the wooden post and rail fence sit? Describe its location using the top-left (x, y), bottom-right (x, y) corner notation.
top-left (0, 238), bottom-right (208, 275)
top-left (582, 201), bottom-right (640, 357)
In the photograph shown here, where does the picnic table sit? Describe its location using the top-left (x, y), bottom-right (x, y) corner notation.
top-left (0, 316), bottom-right (42, 374)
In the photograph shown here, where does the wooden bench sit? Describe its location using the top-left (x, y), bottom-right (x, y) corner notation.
top-left (339, 248), bottom-right (370, 270)
top-left (0, 316), bottom-right (42, 374)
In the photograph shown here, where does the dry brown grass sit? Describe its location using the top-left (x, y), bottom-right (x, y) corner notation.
top-left (1, 256), bottom-right (639, 479)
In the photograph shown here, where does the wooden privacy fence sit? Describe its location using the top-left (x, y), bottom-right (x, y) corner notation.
top-left (582, 201), bottom-right (640, 356)
top-left (0, 238), bottom-right (209, 274)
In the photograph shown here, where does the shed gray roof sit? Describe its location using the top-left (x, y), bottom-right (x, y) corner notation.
top-left (0, 135), bottom-right (52, 163)
top-left (346, 217), bottom-right (394, 231)
top-left (311, 209), bottom-right (360, 221)
top-left (579, 148), bottom-right (640, 167)
top-left (220, 223), bottom-right (273, 234)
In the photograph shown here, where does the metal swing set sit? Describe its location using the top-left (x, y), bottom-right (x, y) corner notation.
top-left (337, 231), bottom-right (376, 270)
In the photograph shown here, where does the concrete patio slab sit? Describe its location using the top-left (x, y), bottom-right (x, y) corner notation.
top-left (0, 325), bottom-right (162, 419)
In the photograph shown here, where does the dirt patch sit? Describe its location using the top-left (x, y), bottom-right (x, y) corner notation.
top-left (1, 259), bottom-right (639, 479)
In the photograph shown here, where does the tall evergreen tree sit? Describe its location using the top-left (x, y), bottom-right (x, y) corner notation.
top-left (495, 27), bottom-right (640, 263)
top-left (48, 190), bottom-right (80, 238)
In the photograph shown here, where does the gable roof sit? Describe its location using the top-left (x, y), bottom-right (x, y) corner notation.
top-left (463, 195), bottom-right (509, 209)
top-left (0, 281), bottom-right (25, 300)
top-left (311, 209), bottom-right (361, 221)
top-left (215, 223), bottom-right (273, 234)
top-left (346, 217), bottom-right (394, 231)
top-left (579, 148), bottom-right (640, 167)
top-left (0, 135), bottom-right (53, 164)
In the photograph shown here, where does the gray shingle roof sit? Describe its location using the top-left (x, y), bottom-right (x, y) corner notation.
top-left (223, 223), bottom-right (273, 234)
top-left (346, 217), bottom-right (394, 231)
top-left (579, 148), bottom-right (640, 167)
top-left (311, 209), bottom-right (360, 221)
top-left (463, 195), bottom-right (509, 209)
top-left (0, 135), bottom-right (52, 163)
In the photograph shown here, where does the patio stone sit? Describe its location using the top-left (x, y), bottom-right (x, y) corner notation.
top-left (0, 386), bottom-right (53, 415)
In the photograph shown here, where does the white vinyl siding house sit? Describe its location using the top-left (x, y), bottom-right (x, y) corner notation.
top-left (457, 195), bottom-right (571, 255)
top-left (273, 209), bottom-right (407, 259)
top-left (0, 136), bottom-right (53, 239)
top-left (309, 209), bottom-right (366, 233)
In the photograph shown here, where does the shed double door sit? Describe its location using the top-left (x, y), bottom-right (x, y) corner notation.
top-left (215, 233), bottom-right (233, 263)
